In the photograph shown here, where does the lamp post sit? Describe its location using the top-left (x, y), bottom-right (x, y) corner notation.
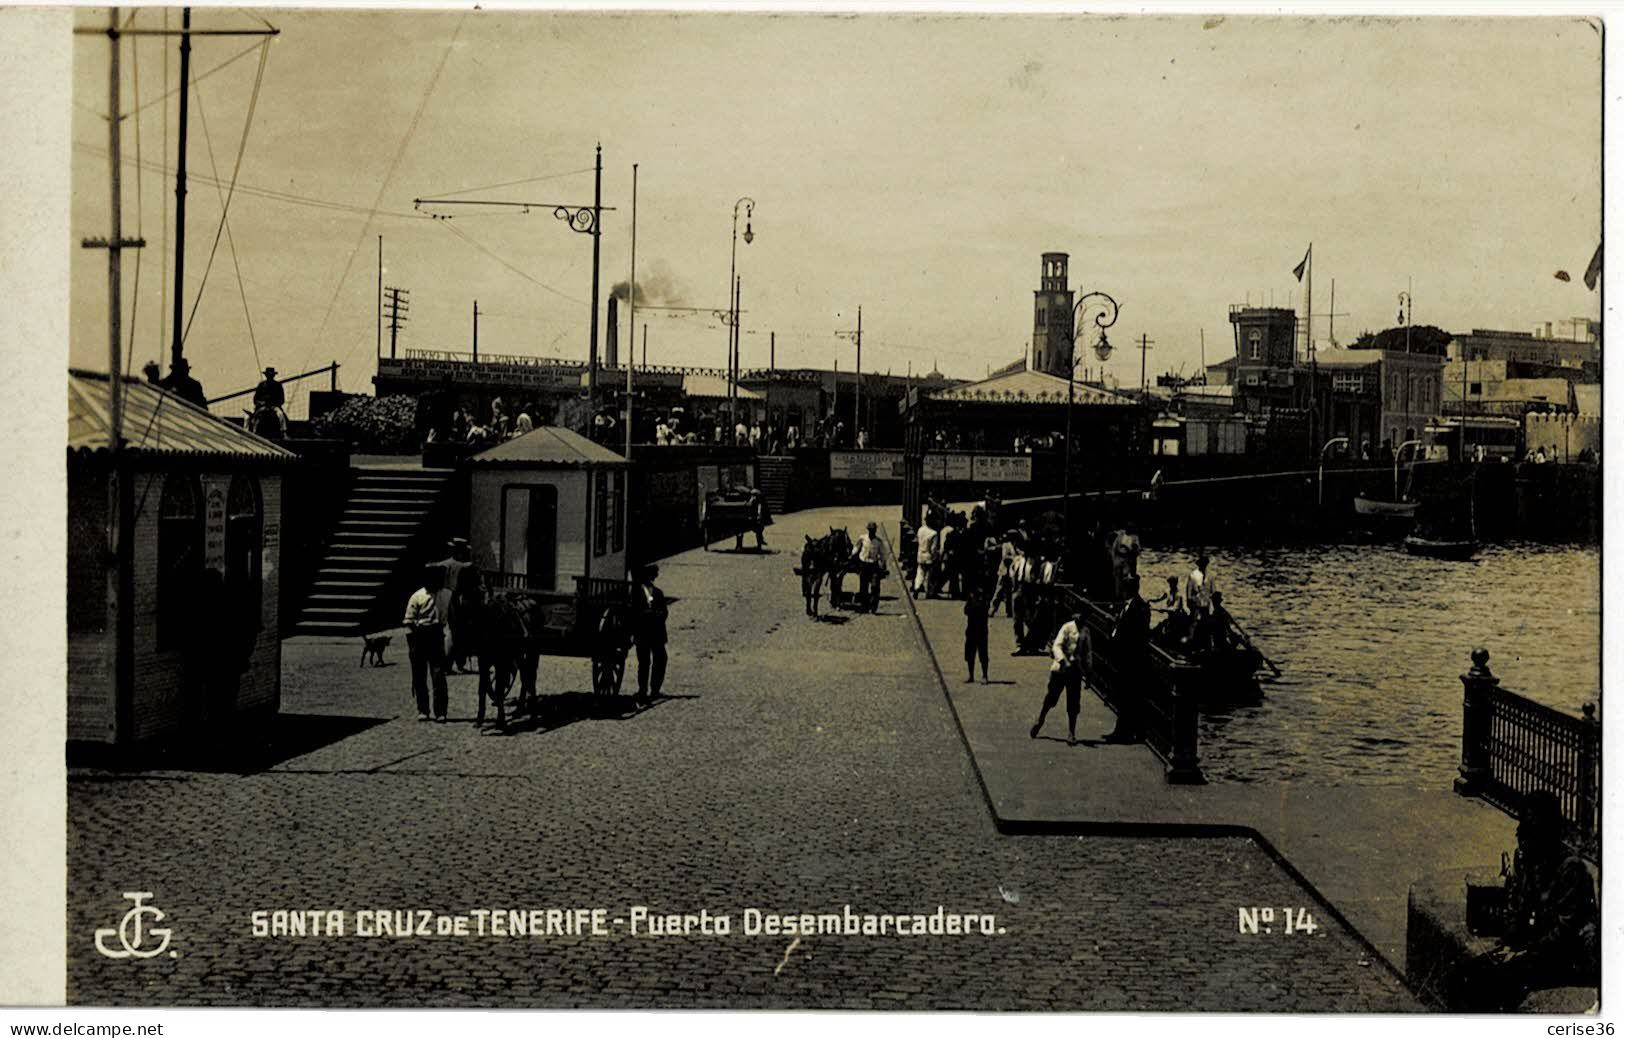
top-left (1318, 435), bottom-right (1349, 507)
top-left (727, 197), bottom-right (755, 431)
top-left (1063, 291), bottom-right (1121, 529)
top-left (1394, 438), bottom-right (1422, 501)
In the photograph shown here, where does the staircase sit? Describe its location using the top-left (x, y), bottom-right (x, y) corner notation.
top-left (758, 455), bottom-right (795, 515)
top-left (292, 467), bottom-right (455, 636)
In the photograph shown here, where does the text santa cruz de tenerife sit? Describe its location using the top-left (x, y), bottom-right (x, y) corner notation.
top-left (250, 905), bottom-right (1006, 939)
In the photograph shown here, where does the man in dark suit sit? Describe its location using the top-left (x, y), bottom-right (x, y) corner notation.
top-left (630, 563), bottom-right (669, 702)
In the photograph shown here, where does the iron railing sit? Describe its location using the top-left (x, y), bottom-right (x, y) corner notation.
top-left (1455, 648), bottom-right (1600, 862)
top-left (1049, 584), bottom-right (1204, 784)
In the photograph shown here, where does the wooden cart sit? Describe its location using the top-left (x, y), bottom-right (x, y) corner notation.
top-left (486, 573), bottom-right (634, 695)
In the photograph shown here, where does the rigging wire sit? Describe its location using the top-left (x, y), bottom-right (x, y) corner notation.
top-left (124, 38), bottom-right (266, 122)
top-left (194, 59), bottom-right (263, 372)
top-left (310, 12), bottom-right (468, 377)
top-left (179, 38), bottom-right (270, 348)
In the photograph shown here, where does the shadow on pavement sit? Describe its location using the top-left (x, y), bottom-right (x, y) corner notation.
top-left (481, 690), bottom-right (698, 736)
top-left (68, 714), bottom-right (391, 776)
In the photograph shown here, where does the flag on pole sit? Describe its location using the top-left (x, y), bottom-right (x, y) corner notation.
top-left (1292, 245), bottom-right (1311, 283)
top-left (1583, 242), bottom-right (1602, 291)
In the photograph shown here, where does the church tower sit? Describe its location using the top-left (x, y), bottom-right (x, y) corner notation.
top-left (1031, 253), bottom-right (1075, 376)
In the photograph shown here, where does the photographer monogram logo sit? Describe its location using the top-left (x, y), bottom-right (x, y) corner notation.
top-left (94, 892), bottom-right (175, 960)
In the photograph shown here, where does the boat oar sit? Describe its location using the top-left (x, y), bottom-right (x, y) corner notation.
top-left (1226, 615), bottom-right (1283, 677)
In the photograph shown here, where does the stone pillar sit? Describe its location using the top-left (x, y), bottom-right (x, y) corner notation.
top-left (1454, 647), bottom-right (1498, 796)
top-left (1576, 702), bottom-right (1599, 843)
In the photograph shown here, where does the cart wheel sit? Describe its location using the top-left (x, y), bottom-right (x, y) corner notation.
top-left (592, 650), bottom-right (626, 695)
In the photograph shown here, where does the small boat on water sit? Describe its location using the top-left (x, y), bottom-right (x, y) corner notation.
top-left (1353, 495), bottom-right (1420, 519)
top-left (1403, 534), bottom-right (1477, 561)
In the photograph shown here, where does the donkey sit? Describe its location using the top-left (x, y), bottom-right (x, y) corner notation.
top-left (798, 527), bottom-right (853, 617)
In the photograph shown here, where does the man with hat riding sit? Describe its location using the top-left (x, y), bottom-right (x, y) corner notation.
top-left (251, 366), bottom-right (287, 439)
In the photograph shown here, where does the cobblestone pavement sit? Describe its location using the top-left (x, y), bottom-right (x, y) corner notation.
top-left (68, 506), bottom-right (1416, 1010)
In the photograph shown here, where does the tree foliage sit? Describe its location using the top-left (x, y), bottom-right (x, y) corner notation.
top-left (1348, 325), bottom-right (1453, 356)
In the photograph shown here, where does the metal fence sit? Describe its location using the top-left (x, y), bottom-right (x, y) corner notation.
top-left (1050, 585), bottom-right (1204, 784)
top-left (1456, 649), bottom-right (1600, 862)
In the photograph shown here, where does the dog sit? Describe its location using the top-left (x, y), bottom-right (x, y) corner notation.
top-left (360, 633), bottom-right (392, 667)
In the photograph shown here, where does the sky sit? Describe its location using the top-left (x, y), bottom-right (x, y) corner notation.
top-left (67, 10), bottom-right (1603, 409)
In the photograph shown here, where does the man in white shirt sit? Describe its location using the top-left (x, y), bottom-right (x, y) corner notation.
top-left (403, 565), bottom-right (450, 722)
top-left (1030, 607), bottom-right (1090, 745)
top-left (1009, 545), bottom-right (1037, 654)
top-left (852, 521), bottom-right (885, 612)
top-left (914, 520), bottom-right (938, 599)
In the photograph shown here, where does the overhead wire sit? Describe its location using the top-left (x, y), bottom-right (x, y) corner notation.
top-left (178, 37), bottom-right (269, 358)
top-left (315, 12), bottom-right (468, 378)
top-left (425, 166), bottom-right (595, 199)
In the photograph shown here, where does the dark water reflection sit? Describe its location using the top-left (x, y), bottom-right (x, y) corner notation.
top-left (1136, 542), bottom-right (1601, 786)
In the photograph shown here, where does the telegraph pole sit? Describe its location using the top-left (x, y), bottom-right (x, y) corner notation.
top-left (855, 306), bottom-right (862, 438)
top-left (383, 286), bottom-right (409, 358)
top-left (376, 235), bottom-right (383, 360)
top-left (471, 299), bottom-right (479, 361)
top-left (1137, 333), bottom-right (1155, 397)
top-left (625, 161), bottom-right (638, 461)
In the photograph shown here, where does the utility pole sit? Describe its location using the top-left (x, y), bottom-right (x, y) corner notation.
top-left (383, 286), bottom-right (409, 359)
top-left (376, 235), bottom-right (383, 360)
top-left (641, 324), bottom-right (647, 369)
top-left (1137, 333), bottom-right (1155, 397)
top-left (767, 330), bottom-right (775, 433)
top-left (587, 143), bottom-right (603, 416)
top-left (471, 299), bottom-right (479, 361)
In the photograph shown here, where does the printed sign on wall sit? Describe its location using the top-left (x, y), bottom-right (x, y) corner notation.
top-left (972, 455), bottom-right (1033, 483)
top-left (829, 451), bottom-right (904, 481)
top-left (203, 479), bottom-right (228, 572)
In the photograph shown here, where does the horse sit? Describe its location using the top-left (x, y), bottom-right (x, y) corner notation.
top-left (460, 590), bottom-right (542, 730)
top-left (798, 526), bottom-right (853, 618)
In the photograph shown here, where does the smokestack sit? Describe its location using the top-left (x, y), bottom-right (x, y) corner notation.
top-left (607, 296), bottom-right (619, 369)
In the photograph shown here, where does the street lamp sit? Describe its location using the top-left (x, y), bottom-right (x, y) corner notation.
top-left (727, 197), bottom-right (756, 432)
top-left (1063, 290), bottom-right (1121, 529)
top-left (1318, 435), bottom-right (1349, 506)
top-left (1394, 438), bottom-right (1422, 501)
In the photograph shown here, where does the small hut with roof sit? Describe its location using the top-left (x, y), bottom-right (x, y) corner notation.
top-left (67, 369), bottom-right (296, 746)
top-left (466, 425), bottom-right (631, 591)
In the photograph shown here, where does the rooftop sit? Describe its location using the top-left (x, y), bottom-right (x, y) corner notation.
top-left (927, 367), bottom-right (1139, 407)
top-left (468, 424), bottom-right (629, 467)
top-left (68, 369), bottom-right (295, 461)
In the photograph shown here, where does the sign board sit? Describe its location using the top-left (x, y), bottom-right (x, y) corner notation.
top-left (829, 451), bottom-right (904, 481)
top-left (926, 453), bottom-right (973, 482)
top-left (203, 480), bottom-right (228, 572)
top-left (972, 455), bottom-right (1033, 483)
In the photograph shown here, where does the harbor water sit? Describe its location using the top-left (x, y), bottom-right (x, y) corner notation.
top-left (1136, 542), bottom-right (1602, 786)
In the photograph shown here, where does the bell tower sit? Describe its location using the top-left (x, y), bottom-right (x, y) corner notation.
top-left (1032, 252), bottom-right (1075, 375)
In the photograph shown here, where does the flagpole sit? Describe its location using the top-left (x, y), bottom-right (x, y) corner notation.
top-left (1307, 243), bottom-right (1317, 454)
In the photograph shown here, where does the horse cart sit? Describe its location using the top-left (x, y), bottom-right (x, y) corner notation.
top-left (702, 490), bottom-right (770, 550)
top-left (475, 573), bottom-right (634, 726)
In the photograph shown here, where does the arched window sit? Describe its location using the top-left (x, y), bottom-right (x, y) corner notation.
top-left (1248, 330), bottom-right (1262, 360)
top-left (225, 474), bottom-right (263, 628)
top-left (156, 473), bottom-right (203, 651)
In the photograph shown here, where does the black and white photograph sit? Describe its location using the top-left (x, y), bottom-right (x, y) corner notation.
top-left (1, 1), bottom-right (1612, 1023)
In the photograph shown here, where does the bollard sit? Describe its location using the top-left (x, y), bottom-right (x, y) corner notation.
top-left (1575, 702), bottom-right (1599, 844)
top-left (1453, 647), bottom-right (1498, 797)
top-left (1166, 669), bottom-right (1206, 786)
